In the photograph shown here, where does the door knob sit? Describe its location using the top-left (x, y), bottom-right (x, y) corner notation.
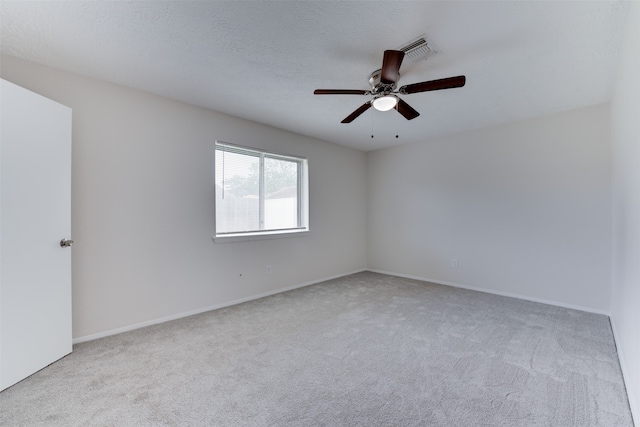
top-left (60, 239), bottom-right (74, 248)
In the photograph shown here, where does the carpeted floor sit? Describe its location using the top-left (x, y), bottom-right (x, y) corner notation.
top-left (0, 272), bottom-right (633, 426)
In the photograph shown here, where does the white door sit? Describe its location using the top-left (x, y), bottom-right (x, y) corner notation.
top-left (0, 79), bottom-right (72, 391)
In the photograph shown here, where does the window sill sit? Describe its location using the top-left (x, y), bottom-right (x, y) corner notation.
top-left (212, 228), bottom-right (309, 243)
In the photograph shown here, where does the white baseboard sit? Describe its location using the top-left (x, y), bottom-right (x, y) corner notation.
top-left (366, 269), bottom-right (610, 316)
top-left (609, 317), bottom-right (639, 427)
top-left (73, 268), bottom-right (367, 344)
top-left (74, 267), bottom-right (609, 342)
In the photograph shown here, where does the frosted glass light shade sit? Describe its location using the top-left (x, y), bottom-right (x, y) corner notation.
top-left (372, 95), bottom-right (398, 111)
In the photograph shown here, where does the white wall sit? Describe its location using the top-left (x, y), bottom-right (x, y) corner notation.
top-left (611, 1), bottom-right (640, 422)
top-left (367, 104), bottom-right (612, 312)
top-left (0, 54), bottom-right (367, 341)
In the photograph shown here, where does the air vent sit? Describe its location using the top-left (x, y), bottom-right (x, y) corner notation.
top-left (396, 35), bottom-right (435, 61)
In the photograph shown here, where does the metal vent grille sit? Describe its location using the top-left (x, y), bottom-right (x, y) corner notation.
top-left (397, 35), bottom-right (435, 61)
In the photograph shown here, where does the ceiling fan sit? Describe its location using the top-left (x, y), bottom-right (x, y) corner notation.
top-left (314, 50), bottom-right (466, 123)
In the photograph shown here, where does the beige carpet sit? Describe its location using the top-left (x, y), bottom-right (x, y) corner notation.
top-left (0, 272), bottom-right (633, 426)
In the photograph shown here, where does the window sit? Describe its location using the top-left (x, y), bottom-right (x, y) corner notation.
top-left (214, 141), bottom-right (308, 242)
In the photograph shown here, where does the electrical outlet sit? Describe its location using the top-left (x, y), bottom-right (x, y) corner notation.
top-left (451, 259), bottom-right (458, 268)
top-left (266, 265), bottom-right (272, 275)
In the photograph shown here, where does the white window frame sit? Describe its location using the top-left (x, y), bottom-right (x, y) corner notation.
top-left (213, 141), bottom-right (309, 243)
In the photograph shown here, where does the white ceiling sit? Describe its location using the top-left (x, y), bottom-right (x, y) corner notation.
top-left (0, 1), bottom-right (630, 151)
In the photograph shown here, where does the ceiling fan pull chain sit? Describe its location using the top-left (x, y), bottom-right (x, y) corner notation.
top-left (371, 106), bottom-right (374, 138)
top-left (396, 109), bottom-right (399, 139)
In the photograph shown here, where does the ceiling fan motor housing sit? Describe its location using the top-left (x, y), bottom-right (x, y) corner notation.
top-left (368, 69), bottom-right (398, 95)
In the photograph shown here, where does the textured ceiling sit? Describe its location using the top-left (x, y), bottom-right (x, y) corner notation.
top-left (0, 1), bottom-right (630, 151)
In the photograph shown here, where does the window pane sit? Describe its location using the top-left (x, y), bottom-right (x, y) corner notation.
top-left (214, 142), bottom-right (308, 238)
top-left (264, 156), bottom-right (299, 230)
top-left (215, 149), bottom-right (260, 233)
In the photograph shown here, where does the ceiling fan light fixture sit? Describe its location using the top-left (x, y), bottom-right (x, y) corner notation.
top-left (372, 95), bottom-right (398, 112)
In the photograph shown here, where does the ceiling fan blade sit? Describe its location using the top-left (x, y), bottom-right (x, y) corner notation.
top-left (400, 75), bottom-right (466, 94)
top-left (396, 99), bottom-right (420, 120)
top-left (380, 50), bottom-right (405, 84)
top-left (314, 89), bottom-right (369, 95)
top-left (341, 102), bottom-right (372, 123)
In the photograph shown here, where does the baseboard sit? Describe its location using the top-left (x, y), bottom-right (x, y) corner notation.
top-left (366, 269), bottom-right (610, 316)
top-left (609, 317), bottom-right (639, 426)
top-left (74, 267), bottom-right (609, 342)
top-left (73, 268), bottom-right (367, 344)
